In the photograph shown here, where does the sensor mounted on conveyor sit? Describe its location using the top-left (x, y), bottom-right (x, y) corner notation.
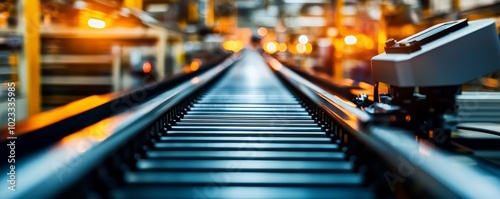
top-left (366, 18), bottom-right (500, 145)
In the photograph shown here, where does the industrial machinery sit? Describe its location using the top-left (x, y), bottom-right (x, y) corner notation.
top-left (366, 18), bottom-right (500, 145)
top-left (4, 11), bottom-right (500, 197)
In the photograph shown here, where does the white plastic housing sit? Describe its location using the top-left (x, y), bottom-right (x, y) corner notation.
top-left (371, 19), bottom-right (500, 87)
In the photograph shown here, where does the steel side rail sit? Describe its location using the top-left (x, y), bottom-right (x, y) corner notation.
top-left (0, 54), bottom-right (232, 153)
top-left (271, 57), bottom-right (500, 199)
top-left (0, 54), bottom-right (240, 199)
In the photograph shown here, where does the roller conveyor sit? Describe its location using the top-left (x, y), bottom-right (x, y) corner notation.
top-left (3, 51), bottom-right (500, 199)
top-left (108, 52), bottom-right (373, 198)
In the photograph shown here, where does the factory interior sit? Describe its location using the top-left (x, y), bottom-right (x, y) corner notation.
top-left (1, 0), bottom-right (500, 198)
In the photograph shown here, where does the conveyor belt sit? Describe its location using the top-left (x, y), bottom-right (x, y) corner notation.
top-left (6, 51), bottom-right (500, 199)
top-left (109, 52), bottom-right (374, 198)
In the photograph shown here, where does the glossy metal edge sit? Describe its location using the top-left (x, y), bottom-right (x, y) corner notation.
top-left (0, 53), bottom-right (240, 199)
top-left (271, 56), bottom-right (500, 198)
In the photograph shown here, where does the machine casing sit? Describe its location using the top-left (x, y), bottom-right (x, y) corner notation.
top-left (372, 19), bottom-right (500, 87)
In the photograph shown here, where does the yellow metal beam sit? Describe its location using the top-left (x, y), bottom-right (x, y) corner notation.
top-left (205, 0), bottom-right (215, 26)
top-left (124, 0), bottom-right (143, 9)
top-left (156, 29), bottom-right (167, 79)
top-left (22, 0), bottom-right (41, 115)
top-left (333, 0), bottom-right (344, 81)
top-left (188, 0), bottom-right (199, 23)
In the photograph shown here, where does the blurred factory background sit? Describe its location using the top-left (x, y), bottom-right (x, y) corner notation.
top-left (1, 0), bottom-right (500, 125)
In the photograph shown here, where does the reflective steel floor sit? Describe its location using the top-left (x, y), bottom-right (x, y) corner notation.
top-left (110, 51), bottom-right (373, 198)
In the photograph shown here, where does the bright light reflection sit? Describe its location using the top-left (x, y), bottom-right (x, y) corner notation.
top-left (87, 18), bottom-right (106, 29)
top-left (327, 27), bottom-right (338, 37)
top-left (298, 35), bottom-right (309, 44)
top-left (418, 140), bottom-right (433, 157)
top-left (344, 35), bottom-right (357, 45)
top-left (74, 0), bottom-right (87, 9)
top-left (296, 43), bottom-right (306, 54)
top-left (269, 59), bottom-right (283, 71)
top-left (265, 41), bottom-right (278, 54)
top-left (191, 77), bottom-right (200, 84)
top-left (257, 27), bottom-right (268, 36)
top-left (223, 40), bottom-right (243, 52)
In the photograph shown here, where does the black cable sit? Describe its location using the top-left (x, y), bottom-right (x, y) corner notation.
top-left (457, 125), bottom-right (500, 137)
top-left (374, 81), bottom-right (379, 103)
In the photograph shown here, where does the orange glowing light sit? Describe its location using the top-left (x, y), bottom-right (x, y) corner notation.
top-left (296, 44), bottom-right (306, 54)
top-left (405, 115), bottom-right (411, 122)
top-left (257, 27), bottom-right (268, 36)
top-left (288, 43), bottom-right (297, 54)
top-left (305, 43), bottom-right (313, 54)
top-left (60, 117), bottom-right (117, 147)
top-left (183, 66), bottom-right (191, 73)
top-left (269, 59), bottom-right (283, 71)
top-left (223, 40), bottom-right (233, 51)
top-left (9, 93), bottom-right (116, 138)
top-left (223, 40), bottom-right (243, 52)
top-left (190, 59), bottom-right (201, 71)
top-left (364, 39), bottom-right (375, 49)
top-left (390, 115), bottom-right (396, 121)
top-left (142, 62), bottom-right (152, 73)
top-left (234, 40), bottom-right (243, 52)
top-left (278, 43), bottom-right (287, 52)
top-left (327, 27), bottom-right (338, 37)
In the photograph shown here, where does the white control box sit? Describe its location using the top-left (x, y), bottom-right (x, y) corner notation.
top-left (372, 19), bottom-right (500, 87)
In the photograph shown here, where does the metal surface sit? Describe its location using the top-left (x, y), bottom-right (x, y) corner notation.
top-left (146, 150), bottom-right (345, 160)
top-left (457, 92), bottom-right (500, 123)
top-left (273, 56), bottom-right (500, 198)
top-left (123, 172), bottom-right (363, 184)
top-left (0, 53), bottom-right (238, 199)
top-left (111, 186), bottom-right (373, 199)
top-left (107, 51), bottom-right (372, 198)
top-left (5, 50), bottom-right (500, 198)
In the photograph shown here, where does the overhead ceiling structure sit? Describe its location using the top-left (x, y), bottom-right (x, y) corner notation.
top-left (237, 0), bottom-right (331, 28)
